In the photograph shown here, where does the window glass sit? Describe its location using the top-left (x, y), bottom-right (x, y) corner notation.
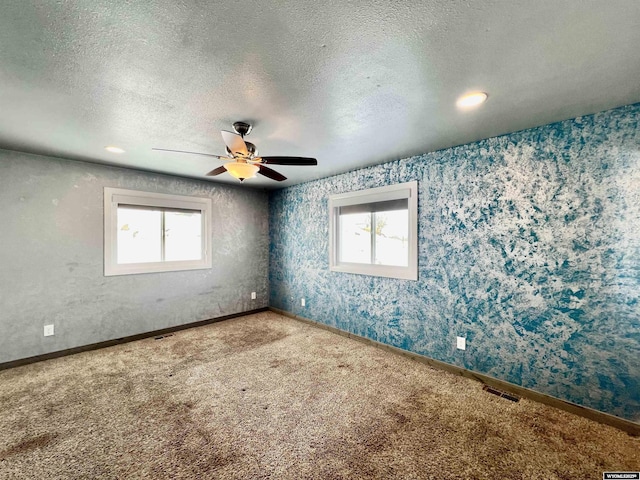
top-left (373, 209), bottom-right (408, 267)
top-left (117, 207), bottom-right (162, 264)
top-left (339, 212), bottom-right (371, 264)
top-left (164, 210), bottom-right (202, 262)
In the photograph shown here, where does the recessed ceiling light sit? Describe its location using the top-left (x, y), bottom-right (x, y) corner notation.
top-left (456, 92), bottom-right (488, 108)
top-left (105, 146), bottom-right (125, 154)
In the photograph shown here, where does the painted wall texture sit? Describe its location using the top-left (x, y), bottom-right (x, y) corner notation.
top-left (0, 151), bottom-right (269, 363)
top-left (269, 103), bottom-right (640, 422)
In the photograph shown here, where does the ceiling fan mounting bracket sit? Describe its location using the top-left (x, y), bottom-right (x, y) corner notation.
top-left (232, 121), bottom-right (252, 137)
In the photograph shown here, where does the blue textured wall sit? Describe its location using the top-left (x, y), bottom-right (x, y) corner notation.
top-left (269, 104), bottom-right (640, 423)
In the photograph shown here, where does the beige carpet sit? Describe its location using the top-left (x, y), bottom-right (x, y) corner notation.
top-left (0, 311), bottom-right (638, 479)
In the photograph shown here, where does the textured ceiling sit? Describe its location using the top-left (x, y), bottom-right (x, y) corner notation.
top-left (1, 1), bottom-right (639, 189)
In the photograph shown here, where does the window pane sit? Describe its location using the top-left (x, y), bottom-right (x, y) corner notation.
top-left (339, 212), bottom-right (371, 264)
top-left (117, 208), bottom-right (162, 264)
top-left (374, 209), bottom-right (409, 266)
top-left (164, 211), bottom-right (202, 261)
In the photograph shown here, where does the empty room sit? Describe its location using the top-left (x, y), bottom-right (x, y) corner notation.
top-left (1, 1), bottom-right (639, 479)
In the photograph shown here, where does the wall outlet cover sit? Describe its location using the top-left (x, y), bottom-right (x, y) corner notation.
top-left (251, 292), bottom-right (256, 300)
top-left (44, 324), bottom-right (55, 337)
top-left (456, 336), bottom-right (466, 350)
top-left (301, 298), bottom-right (306, 307)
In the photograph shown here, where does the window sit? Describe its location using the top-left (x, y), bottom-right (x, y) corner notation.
top-left (104, 188), bottom-right (212, 276)
top-left (329, 181), bottom-right (418, 280)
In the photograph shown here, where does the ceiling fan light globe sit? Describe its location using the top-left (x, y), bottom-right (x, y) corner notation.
top-left (224, 162), bottom-right (259, 180)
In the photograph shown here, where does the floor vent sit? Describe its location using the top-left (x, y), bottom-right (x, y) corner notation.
top-left (154, 334), bottom-right (174, 340)
top-left (483, 384), bottom-right (520, 402)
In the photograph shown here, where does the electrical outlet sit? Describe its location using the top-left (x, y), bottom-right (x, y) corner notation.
top-left (301, 298), bottom-right (306, 307)
top-left (251, 292), bottom-right (256, 300)
top-left (456, 336), bottom-right (466, 350)
top-left (44, 324), bottom-right (55, 337)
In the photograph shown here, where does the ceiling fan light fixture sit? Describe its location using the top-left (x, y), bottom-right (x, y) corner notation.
top-left (224, 162), bottom-right (259, 181)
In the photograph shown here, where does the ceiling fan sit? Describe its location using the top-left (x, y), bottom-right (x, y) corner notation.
top-left (153, 122), bottom-right (317, 182)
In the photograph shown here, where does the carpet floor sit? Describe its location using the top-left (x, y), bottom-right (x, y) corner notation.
top-left (0, 311), bottom-right (638, 479)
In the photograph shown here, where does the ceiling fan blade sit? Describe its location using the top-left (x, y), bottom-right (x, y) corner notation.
top-left (206, 166), bottom-right (227, 176)
top-left (152, 147), bottom-right (226, 159)
top-left (259, 156), bottom-right (317, 166)
top-left (221, 130), bottom-right (248, 156)
top-left (258, 164), bottom-right (287, 181)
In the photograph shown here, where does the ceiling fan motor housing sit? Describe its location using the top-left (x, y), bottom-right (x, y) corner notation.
top-left (232, 121), bottom-right (252, 137)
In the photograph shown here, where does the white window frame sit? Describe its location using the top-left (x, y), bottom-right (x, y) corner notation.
top-left (329, 181), bottom-right (418, 280)
top-left (104, 187), bottom-right (212, 276)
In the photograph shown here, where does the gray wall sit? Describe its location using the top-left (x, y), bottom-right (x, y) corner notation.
top-left (0, 150), bottom-right (269, 363)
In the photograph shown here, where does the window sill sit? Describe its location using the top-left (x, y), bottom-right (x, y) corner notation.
top-left (330, 262), bottom-right (417, 280)
top-left (104, 259), bottom-right (212, 276)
